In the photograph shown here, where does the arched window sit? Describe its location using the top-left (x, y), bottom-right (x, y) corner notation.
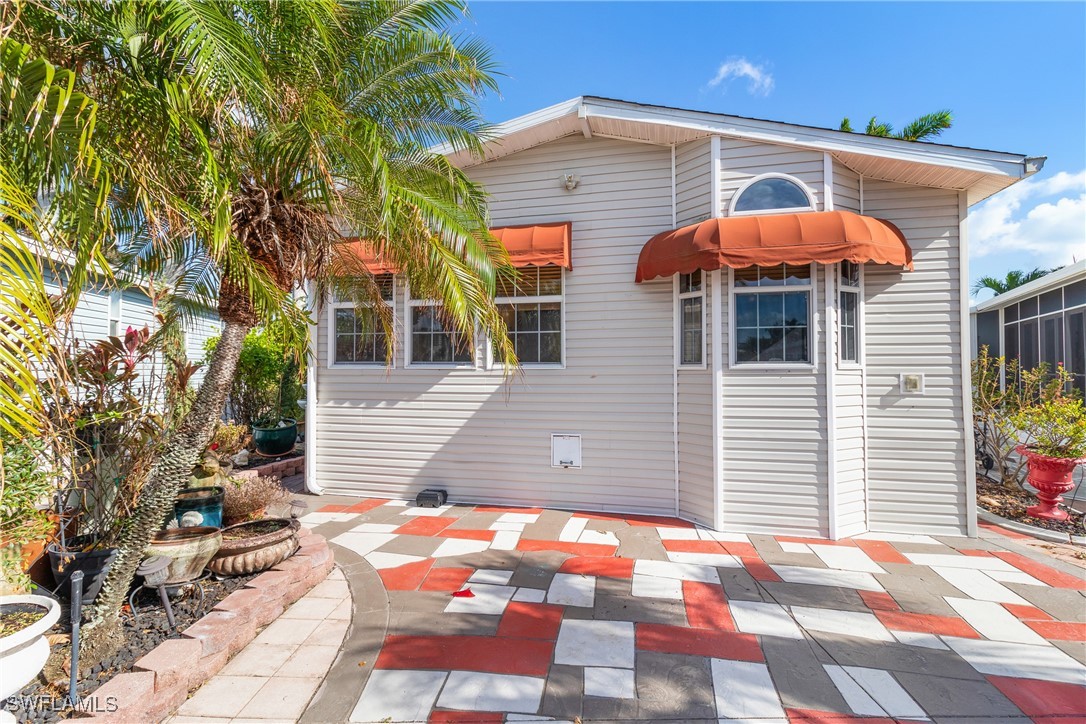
top-left (730, 174), bottom-right (815, 215)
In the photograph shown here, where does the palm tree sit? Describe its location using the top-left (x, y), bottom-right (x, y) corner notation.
top-left (971, 267), bottom-right (1058, 297)
top-left (8, 1), bottom-right (516, 662)
top-left (839, 110), bottom-right (953, 141)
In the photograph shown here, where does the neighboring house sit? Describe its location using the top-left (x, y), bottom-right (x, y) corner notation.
top-left (970, 259), bottom-right (1086, 395)
top-left (307, 96), bottom-right (1043, 538)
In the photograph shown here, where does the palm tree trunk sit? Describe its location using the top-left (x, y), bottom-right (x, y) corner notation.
top-left (80, 318), bottom-right (251, 664)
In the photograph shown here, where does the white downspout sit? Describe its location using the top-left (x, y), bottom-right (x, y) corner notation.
top-left (304, 281), bottom-right (322, 494)
top-left (960, 191), bottom-right (978, 536)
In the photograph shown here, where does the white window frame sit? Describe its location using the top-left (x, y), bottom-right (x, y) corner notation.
top-left (838, 261), bottom-right (864, 367)
top-left (486, 267), bottom-right (566, 370)
top-left (728, 172), bottom-right (817, 217)
top-left (675, 271), bottom-right (707, 369)
top-left (327, 276), bottom-right (397, 369)
top-left (728, 263), bottom-right (818, 370)
top-left (108, 290), bottom-right (123, 337)
top-left (404, 283), bottom-right (478, 369)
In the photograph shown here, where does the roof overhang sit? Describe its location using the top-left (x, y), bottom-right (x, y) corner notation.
top-left (971, 259), bottom-right (1086, 313)
top-left (439, 96), bottom-right (1044, 207)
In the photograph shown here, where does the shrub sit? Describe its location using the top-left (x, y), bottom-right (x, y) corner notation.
top-left (1012, 364), bottom-right (1086, 459)
top-left (222, 475), bottom-right (290, 522)
top-left (211, 422), bottom-right (251, 458)
top-left (0, 436), bottom-right (55, 594)
top-left (206, 328), bottom-right (304, 428)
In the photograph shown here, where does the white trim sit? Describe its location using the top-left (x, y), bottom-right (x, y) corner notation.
top-left (824, 264), bottom-right (839, 539)
top-left (676, 273), bottom-right (708, 369)
top-left (823, 152), bottom-right (834, 213)
top-left (710, 135), bottom-right (724, 532)
top-left (960, 191), bottom-right (978, 537)
top-left (327, 277), bottom-right (397, 369)
top-left (404, 282), bottom-right (479, 369)
top-left (858, 175), bottom-right (865, 215)
top-left (971, 259), bottom-right (1086, 313)
top-left (838, 263), bottom-right (864, 368)
top-left (727, 172), bottom-right (817, 217)
top-left (108, 290), bottom-right (123, 337)
top-left (304, 281), bottom-right (321, 495)
top-left (728, 264), bottom-right (818, 370)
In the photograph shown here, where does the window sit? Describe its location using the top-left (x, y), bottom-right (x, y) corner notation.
top-left (493, 266), bottom-right (563, 366)
top-left (839, 261), bottom-right (861, 364)
top-left (678, 270), bottom-right (704, 366)
top-left (108, 291), bottom-right (122, 337)
top-left (733, 263), bottom-right (813, 365)
top-left (331, 275), bottom-right (394, 365)
top-left (1067, 310), bottom-right (1085, 396)
top-left (408, 280), bottom-right (474, 366)
top-left (731, 174), bottom-right (815, 215)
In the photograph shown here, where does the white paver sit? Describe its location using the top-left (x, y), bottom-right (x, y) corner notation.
top-left (468, 569), bottom-right (515, 585)
top-left (489, 521), bottom-right (527, 532)
top-left (834, 666), bottom-right (928, 719)
top-left (944, 597), bottom-right (1049, 645)
top-left (431, 537), bottom-right (491, 558)
top-left (490, 530), bottom-right (522, 551)
top-left (890, 629), bottom-right (948, 650)
top-left (219, 643), bottom-right (297, 676)
top-left (710, 659), bottom-right (787, 720)
top-left (512, 587), bottom-right (547, 603)
top-left (330, 532), bottom-right (397, 557)
top-left (822, 665), bottom-right (884, 717)
top-left (809, 545), bottom-right (886, 574)
top-left (282, 596), bottom-right (341, 620)
top-left (584, 667), bottom-right (636, 698)
top-left (634, 559), bottom-right (720, 583)
top-left (253, 617), bottom-right (322, 646)
top-left (351, 669), bottom-right (447, 722)
top-left (931, 567), bottom-right (1029, 605)
top-left (771, 565), bottom-right (884, 592)
top-left (384, 499), bottom-right (410, 506)
top-left (790, 607), bottom-right (895, 642)
top-left (298, 511), bottom-right (356, 526)
top-left (349, 523), bottom-right (400, 533)
top-left (699, 529), bottom-right (750, 543)
top-left (630, 573), bottom-right (684, 600)
top-left (437, 671), bottom-right (546, 713)
top-left (238, 676), bottom-right (322, 720)
top-left (666, 551), bottom-right (742, 568)
top-left (176, 675), bottom-right (266, 718)
top-left (400, 505), bottom-right (453, 517)
top-left (855, 532), bottom-right (940, 545)
top-left (547, 573), bottom-right (597, 607)
top-left (985, 569), bottom-right (1048, 586)
top-left (943, 637), bottom-right (1086, 685)
top-left (729, 601), bottom-right (804, 640)
top-left (554, 619), bottom-right (636, 668)
top-left (657, 526), bottom-right (699, 540)
top-left (364, 552), bottom-right (425, 570)
top-left (903, 553), bottom-right (1016, 571)
top-left (558, 516), bottom-right (589, 542)
top-left (578, 529), bottom-right (620, 546)
top-left (444, 582), bottom-right (516, 615)
top-left (499, 513), bottom-right (541, 524)
top-left (779, 541), bottom-right (812, 554)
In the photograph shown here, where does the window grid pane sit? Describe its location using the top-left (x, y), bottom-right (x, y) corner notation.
top-left (840, 289), bottom-right (858, 362)
top-left (680, 296), bottom-right (703, 365)
top-left (734, 290), bottom-right (810, 364)
top-left (411, 307), bottom-right (472, 364)
top-left (334, 307), bottom-right (389, 364)
top-left (495, 301), bottom-right (561, 364)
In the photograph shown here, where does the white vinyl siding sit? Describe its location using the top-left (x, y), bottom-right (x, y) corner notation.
top-left (677, 274), bottom-right (714, 526)
top-left (832, 161), bottom-right (862, 213)
top-left (862, 181), bottom-right (967, 535)
top-left (313, 135), bottom-right (679, 515)
top-left (675, 138), bottom-right (712, 226)
top-left (720, 139), bottom-right (824, 214)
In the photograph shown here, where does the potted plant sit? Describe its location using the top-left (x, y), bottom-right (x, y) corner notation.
top-left (174, 485), bottom-right (226, 528)
top-left (1012, 364), bottom-right (1086, 521)
top-left (146, 526), bottom-right (223, 584)
top-left (1, 436), bottom-right (61, 595)
top-left (0, 594), bottom-right (61, 701)
top-left (208, 518), bottom-right (298, 576)
top-left (222, 475), bottom-right (290, 526)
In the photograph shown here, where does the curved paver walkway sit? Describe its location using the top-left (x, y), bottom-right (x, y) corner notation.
top-left (178, 496), bottom-right (1086, 723)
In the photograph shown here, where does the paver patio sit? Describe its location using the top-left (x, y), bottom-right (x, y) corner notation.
top-left (173, 496), bottom-right (1086, 723)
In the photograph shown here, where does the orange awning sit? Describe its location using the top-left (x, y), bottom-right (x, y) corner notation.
top-left (635, 210), bottom-right (912, 283)
top-left (342, 239), bottom-right (400, 275)
top-left (492, 222), bottom-right (572, 269)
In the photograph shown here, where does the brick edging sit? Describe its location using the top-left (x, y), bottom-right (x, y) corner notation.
top-left (234, 454), bottom-right (305, 480)
top-left (80, 527), bottom-right (334, 722)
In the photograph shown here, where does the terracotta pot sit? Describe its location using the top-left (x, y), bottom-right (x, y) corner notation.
top-left (1016, 445), bottom-right (1086, 521)
top-left (208, 518), bottom-right (298, 576)
top-left (147, 527), bottom-right (223, 584)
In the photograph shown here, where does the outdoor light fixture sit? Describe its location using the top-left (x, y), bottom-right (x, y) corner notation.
top-left (136, 555), bottom-right (176, 629)
top-left (561, 172), bottom-right (580, 191)
top-left (289, 499), bottom-right (308, 519)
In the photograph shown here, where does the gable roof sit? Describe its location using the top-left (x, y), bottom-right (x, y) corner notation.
top-left (440, 96), bottom-right (1044, 207)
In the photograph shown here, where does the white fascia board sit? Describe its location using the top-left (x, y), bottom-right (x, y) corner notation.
top-left (430, 96), bottom-right (584, 157)
top-left (971, 258), bottom-right (1086, 313)
top-left (580, 98), bottom-right (1036, 180)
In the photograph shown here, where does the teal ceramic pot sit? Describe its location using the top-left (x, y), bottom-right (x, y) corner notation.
top-left (251, 418), bottom-right (298, 457)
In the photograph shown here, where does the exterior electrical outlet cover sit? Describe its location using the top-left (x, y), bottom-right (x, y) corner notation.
top-left (900, 373), bottom-right (925, 395)
top-left (552, 434), bottom-right (582, 469)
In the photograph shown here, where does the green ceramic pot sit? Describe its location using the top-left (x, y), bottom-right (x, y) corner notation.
top-left (251, 418), bottom-right (298, 457)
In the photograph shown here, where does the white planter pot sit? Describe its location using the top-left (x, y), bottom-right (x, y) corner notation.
top-left (0, 595), bottom-right (61, 701)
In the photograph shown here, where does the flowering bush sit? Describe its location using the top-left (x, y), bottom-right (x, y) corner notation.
top-left (1011, 364), bottom-right (1086, 460)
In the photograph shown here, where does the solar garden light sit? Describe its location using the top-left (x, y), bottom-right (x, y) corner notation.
top-left (136, 556), bottom-right (176, 630)
top-left (289, 499), bottom-right (308, 519)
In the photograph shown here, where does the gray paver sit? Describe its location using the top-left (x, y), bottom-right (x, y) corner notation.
top-left (1053, 639), bottom-right (1086, 665)
top-left (372, 534), bottom-right (442, 557)
top-left (615, 527), bottom-right (669, 561)
top-left (757, 550), bottom-right (829, 568)
top-left (594, 593), bottom-right (689, 625)
top-left (762, 636), bottom-right (851, 713)
top-left (444, 511), bottom-right (502, 529)
top-left (759, 581), bottom-right (869, 612)
top-left (1004, 583), bottom-right (1086, 622)
top-left (894, 671), bottom-right (1024, 719)
top-left (718, 568), bottom-right (766, 602)
top-left (809, 631), bottom-right (985, 680)
top-left (634, 651), bottom-right (716, 720)
top-left (520, 509), bottom-right (573, 541)
top-left (595, 575), bottom-right (633, 598)
top-left (388, 611), bottom-right (500, 636)
top-left (539, 664), bottom-right (582, 720)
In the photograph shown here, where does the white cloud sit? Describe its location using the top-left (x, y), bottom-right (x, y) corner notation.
top-left (968, 169), bottom-right (1086, 268)
top-left (706, 58), bottom-right (774, 97)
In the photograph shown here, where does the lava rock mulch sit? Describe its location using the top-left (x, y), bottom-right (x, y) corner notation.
top-left (4, 572), bottom-right (257, 723)
top-left (977, 475), bottom-right (1086, 535)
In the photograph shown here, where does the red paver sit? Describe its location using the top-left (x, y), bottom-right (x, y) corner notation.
top-left (874, 610), bottom-right (981, 638)
top-left (992, 551), bottom-right (1085, 589)
top-left (474, 505), bottom-right (545, 514)
top-left (987, 675), bottom-right (1086, 717)
top-left (517, 539), bottom-right (617, 557)
top-left (395, 516), bottom-right (457, 537)
top-left (420, 567), bottom-right (474, 592)
top-left (497, 602), bottom-right (564, 640)
top-left (1002, 603), bottom-right (1054, 620)
top-left (683, 581), bottom-right (736, 631)
top-left (344, 498), bottom-right (389, 514)
top-left (376, 635), bottom-right (554, 677)
top-left (438, 529), bottom-right (496, 542)
top-left (1023, 620), bottom-right (1086, 641)
top-left (378, 559), bottom-right (435, 591)
top-left (720, 542), bottom-right (759, 557)
top-left (786, 709), bottom-right (898, 723)
top-left (636, 623), bottom-right (763, 661)
top-left (741, 556), bottom-right (783, 582)
top-left (430, 711), bottom-right (504, 723)
top-left (662, 539), bottom-right (726, 554)
top-left (318, 504), bottom-right (348, 512)
top-left (558, 556), bottom-right (634, 577)
top-left (852, 539), bottom-right (911, 565)
top-left (571, 511), bottom-right (694, 528)
top-left (858, 590), bottom-right (901, 612)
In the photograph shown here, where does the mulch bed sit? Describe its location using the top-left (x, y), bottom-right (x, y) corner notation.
top-left (6, 572), bottom-right (257, 723)
top-left (977, 475), bottom-right (1086, 535)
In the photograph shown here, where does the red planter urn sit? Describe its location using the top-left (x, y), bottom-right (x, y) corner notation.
top-left (1016, 445), bottom-right (1086, 521)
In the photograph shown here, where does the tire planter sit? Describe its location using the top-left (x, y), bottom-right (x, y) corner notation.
top-left (209, 518), bottom-right (298, 576)
top-left (48, 536), bottom-right (118, 604)
top-left (1016, 445), bottom-right (1086, 521)
top-left (147, 527), bottom-right (223, 584)
top-left (175, 485), bottom-right (225, 528)
top-left (252, 418), bottom-right (298, 457)
top-left (0, 595), bottom-right (61, 701)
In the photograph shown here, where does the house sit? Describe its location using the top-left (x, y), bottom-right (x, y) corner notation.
top-left (970, 259), bottom-right (1086, 396)
top-left (306, 96), bottom-right (1043, 538)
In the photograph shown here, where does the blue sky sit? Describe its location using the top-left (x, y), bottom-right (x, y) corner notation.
top-left (456, 2), bottom-right (1085, 300)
